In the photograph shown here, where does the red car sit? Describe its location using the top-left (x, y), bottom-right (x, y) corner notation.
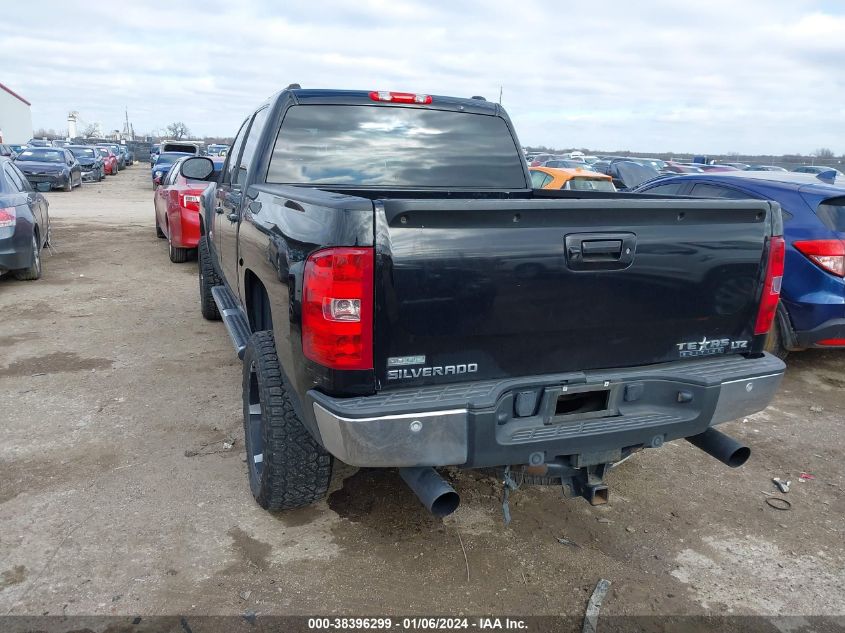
top-left (153, 156), bottom-right (214, 262)
top-left (96, 147), bottom-right (119, 175)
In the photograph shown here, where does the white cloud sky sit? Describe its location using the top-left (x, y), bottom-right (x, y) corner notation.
top-left (2, 0), bottom-right (844, 154)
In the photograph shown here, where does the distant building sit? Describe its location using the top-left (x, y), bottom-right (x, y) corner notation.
top-left (0, 82), bottom-right (33, 144)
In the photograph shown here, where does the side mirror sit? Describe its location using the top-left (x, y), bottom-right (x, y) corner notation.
top-left (180, 157), bottom-right (215, 181)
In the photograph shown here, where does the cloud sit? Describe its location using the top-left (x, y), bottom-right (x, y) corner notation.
top-left (1, 0), bottom-right (843, 154)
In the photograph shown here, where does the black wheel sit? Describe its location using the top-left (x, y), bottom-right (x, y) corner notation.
top-left (99, 168), bottom-right (104, 182)
top-left (168, 236), bottom-right (191, 263)
top-left (14, 234), bottom-right (42, 281)
top-left (242, 330), bottom-right (333, 511)
top-left (764, 316), bottom-right (789, 360)
top-left (198, 235), bottom-right (221, 320)
top-left (63, 176), bottom-right (72, 192)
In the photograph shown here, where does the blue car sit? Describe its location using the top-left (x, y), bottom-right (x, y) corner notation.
top-left (635, 171), bottom-right (845, 357)
top-left (151, 151), bottom-right (192, 184)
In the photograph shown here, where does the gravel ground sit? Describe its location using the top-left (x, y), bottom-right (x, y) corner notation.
top-left (0, 165), bottom-right (843, 621)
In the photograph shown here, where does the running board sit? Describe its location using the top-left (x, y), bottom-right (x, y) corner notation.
top-left (211, 286), bottom-right (251, 359)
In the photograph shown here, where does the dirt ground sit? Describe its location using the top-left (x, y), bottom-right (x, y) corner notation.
top-left (0, 165), bottom-right (843, 621)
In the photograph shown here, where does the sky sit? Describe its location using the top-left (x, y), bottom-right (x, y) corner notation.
top-left (2, 0), bottom-right (844, 155)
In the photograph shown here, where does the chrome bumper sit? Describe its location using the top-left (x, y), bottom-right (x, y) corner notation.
top-left (710, 372), bottom-right (784, 425)
top-left (313, 404), bottom-right (468, 467)
top-left (310, 354), bottom-right (785, 468)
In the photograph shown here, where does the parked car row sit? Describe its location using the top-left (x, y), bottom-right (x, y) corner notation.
top-left (0, 141), bottom-right (137, 282)
top-left (10, 141), bottom-right (134, 192)
top-left (525, 151), bottom-right (843, 181)
top-left (15, 139), bottom-right (135, 166)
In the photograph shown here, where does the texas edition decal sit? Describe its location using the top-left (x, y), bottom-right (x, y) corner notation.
top-left (676, 337), bottom-right (749, 358)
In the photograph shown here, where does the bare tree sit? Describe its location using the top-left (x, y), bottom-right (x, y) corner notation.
top-left (815, 148), bottom-right (834, 159)
top-left (165, 122), bottom-right (191, 139)
top-left (81, 123), bottom-right (99, 138)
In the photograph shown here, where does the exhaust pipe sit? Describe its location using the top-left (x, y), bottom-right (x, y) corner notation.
top-left (399, 467), bottom-right (460, 517)
top-left (686, 427), bottom-right (750, 468)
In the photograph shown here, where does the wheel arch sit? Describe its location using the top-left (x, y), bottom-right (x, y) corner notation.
top-left (243, 269), bottom-right (273, 334)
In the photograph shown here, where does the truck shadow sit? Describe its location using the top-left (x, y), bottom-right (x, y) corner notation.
top-left (327, 468), bottom-right (450, 535)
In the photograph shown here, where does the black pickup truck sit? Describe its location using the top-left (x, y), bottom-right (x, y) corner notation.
top-left (182, 87), bottom-right (786, 517)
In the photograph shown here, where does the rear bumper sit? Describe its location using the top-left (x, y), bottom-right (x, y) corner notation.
top-left (172, 209), bottom-right (201, 248)
top-left (0, 227), bottom-right (33, 273)
top-left (307, 354), bottom-right (785, 468)
top-left (794, 318), bottom-right (845, 348)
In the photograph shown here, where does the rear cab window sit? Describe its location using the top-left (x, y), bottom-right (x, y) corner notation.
top-left (266, 105), bottom-right (527, 189)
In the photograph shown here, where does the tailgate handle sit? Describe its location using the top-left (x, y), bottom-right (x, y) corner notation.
top-left (581, 239), bottom-right (623, 258)
top-left (565, 232), bottom-right (636, 271)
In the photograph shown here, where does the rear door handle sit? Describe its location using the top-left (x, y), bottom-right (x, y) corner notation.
top-left (565, 232), bottom-right (636, 271)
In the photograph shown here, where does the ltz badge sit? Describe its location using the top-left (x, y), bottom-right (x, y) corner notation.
top-left (677, 336), bottom-right (749, 358)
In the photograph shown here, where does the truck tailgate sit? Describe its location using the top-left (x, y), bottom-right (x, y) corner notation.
top-left (374, 198), bottom-right (776, 389)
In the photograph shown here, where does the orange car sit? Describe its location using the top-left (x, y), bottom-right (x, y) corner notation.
top-left (529, 166), bottom-right (616, 191)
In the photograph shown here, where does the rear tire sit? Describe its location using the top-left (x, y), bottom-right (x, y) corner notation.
top-left (14, 234), bottom-right (42, 281)
top-left (242, 330), bottom-right (333, 511)
top-left (764, 317), bottom-right (789, 360)
top-left (198, 235), bottom-right (222, 320)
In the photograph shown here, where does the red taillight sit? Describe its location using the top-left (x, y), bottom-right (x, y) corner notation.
top-left (179, 190), bottom-right (203, 212)
top-left (793, 239), bottom-right (845, 277)
top-left (818, 338), bottom-right (845, 346)
top-left (0, 207), bottom-right (15, 228)
top-left (302, 247), bottom-right (374, 370)
top-left (754, 236), bottom-right (785, 336)
top-left (369, 91), bottom-right (432, 105)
